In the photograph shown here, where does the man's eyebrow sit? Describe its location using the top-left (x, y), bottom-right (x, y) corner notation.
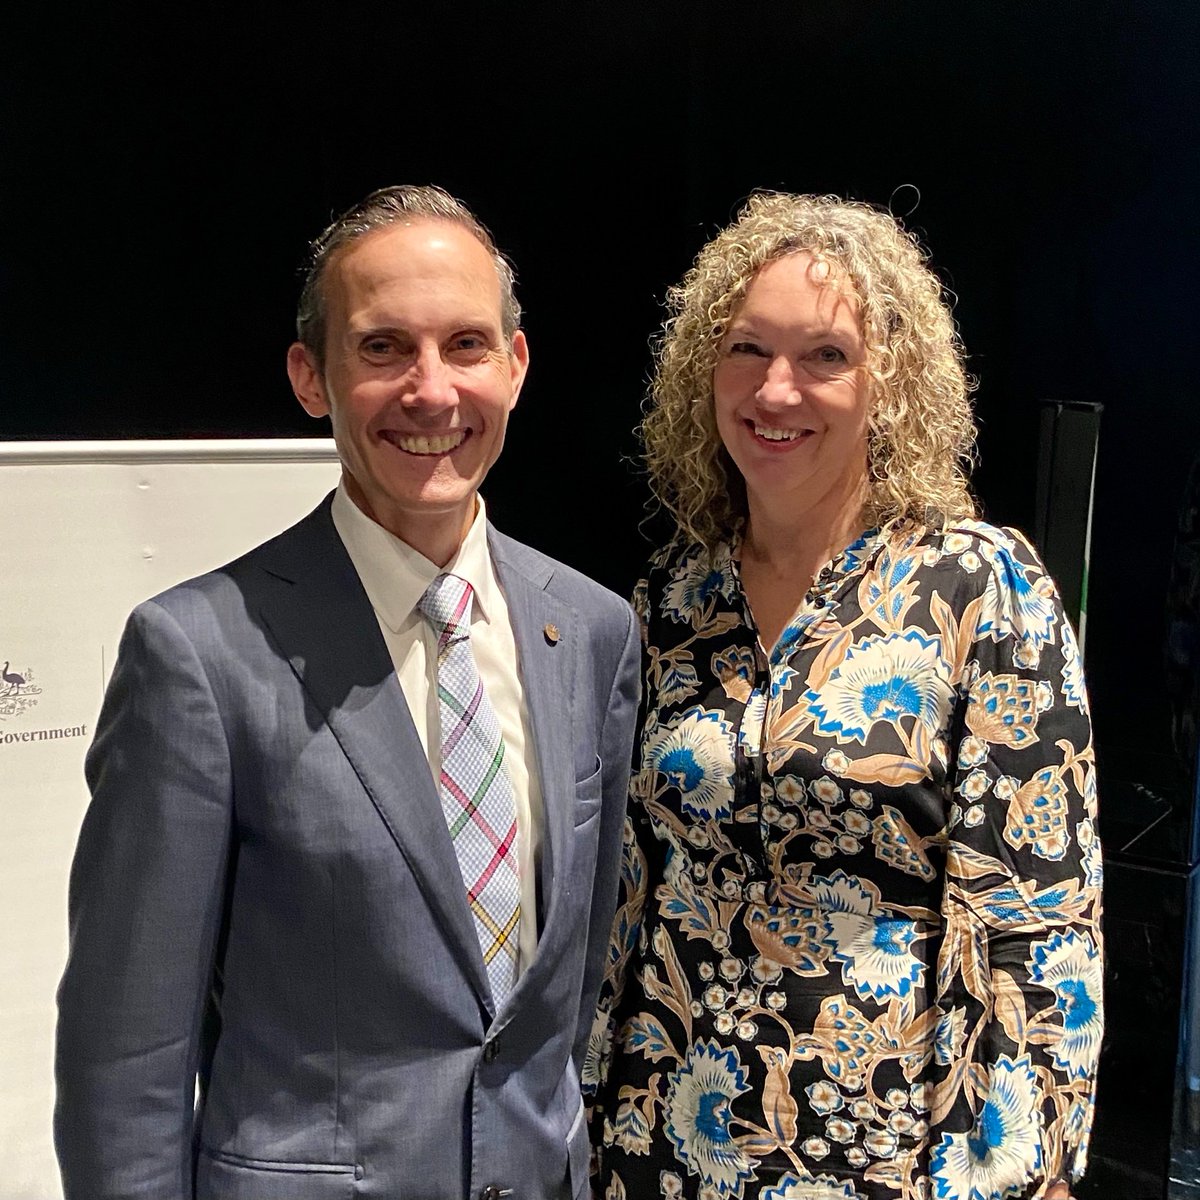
top-left (349, 320), bottom-right (500, 338)
top-left (349, 324), bottom-right (411, 338)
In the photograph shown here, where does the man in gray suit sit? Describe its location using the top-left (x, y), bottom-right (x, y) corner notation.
top-left (55, 185), bottom-right (640, 1199)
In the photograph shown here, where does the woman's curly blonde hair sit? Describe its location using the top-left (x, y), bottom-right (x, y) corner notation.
top-left (643, 192), bottom-right (978, 548)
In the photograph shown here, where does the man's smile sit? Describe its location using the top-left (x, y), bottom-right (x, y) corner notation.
top-left (381, 429), bottom-right (470, 456)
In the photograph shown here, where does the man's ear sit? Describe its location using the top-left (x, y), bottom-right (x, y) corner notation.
top-left (287, 342), bottom-right (330, 418)
top-left (507, 329), bottom-right (530, 411)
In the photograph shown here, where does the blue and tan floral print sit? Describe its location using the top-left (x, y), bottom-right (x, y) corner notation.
top-left (586, 521), bottom-right (1101, 1200)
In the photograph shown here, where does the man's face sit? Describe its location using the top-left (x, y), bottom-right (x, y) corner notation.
top-left (288, 219), bottom-right (528, 563)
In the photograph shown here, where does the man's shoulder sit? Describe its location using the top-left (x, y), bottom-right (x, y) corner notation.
top-left (142, 495), bottom-right (337, 620)
top-left (487, 527), bottom-right (631, 628)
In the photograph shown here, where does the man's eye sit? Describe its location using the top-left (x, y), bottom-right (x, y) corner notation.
top-left (448, 335), bottom-right (490, 359)
top-left (362, 339), bottom-right (394, 357)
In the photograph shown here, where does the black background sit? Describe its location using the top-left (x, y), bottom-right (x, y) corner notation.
top-left (7, 0), bottom-right (1197, 772)
top-left (6, 2), bottom-right (1198, 1183)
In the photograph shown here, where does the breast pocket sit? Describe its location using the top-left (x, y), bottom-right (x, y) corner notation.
top-left (574, 755), bottom-right (603, 827)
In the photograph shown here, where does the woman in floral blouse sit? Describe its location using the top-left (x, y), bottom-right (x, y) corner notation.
top-left (585, 194), bottom-right (1100, 1200)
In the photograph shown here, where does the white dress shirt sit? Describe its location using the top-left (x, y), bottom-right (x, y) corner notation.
top-left (331, 484), bottom-right (543, 980)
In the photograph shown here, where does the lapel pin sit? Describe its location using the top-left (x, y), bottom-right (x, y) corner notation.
top-left (543, 623), bottom-right (560, 645)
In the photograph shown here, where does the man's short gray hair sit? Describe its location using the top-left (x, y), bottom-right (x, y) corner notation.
top-left (296, 184), bottom-right (522, 367)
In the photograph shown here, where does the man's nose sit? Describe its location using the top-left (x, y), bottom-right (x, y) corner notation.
top-left (406, 345), bottom-right (456, 408)
top-left (755, 356), bottom-right (802, 406)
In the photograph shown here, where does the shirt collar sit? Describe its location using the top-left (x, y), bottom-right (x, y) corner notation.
top-left (331, 482), bottom-right (496, 632)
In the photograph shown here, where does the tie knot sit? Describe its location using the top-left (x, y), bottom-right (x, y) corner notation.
top-left (418, 573), bottom-right (474, 643)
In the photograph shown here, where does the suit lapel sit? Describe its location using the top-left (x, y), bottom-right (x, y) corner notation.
top-left (253, 499), bottom-right (493, 1011)
top-left (489, 530), bottom-right (578, 954)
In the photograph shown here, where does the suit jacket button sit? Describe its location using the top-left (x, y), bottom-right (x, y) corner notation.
top-left (483, 1038), bottom-right (500, 1063)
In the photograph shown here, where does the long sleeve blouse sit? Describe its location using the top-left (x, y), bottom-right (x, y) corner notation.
top-left (586, 519), bottom-right (1102, 1200)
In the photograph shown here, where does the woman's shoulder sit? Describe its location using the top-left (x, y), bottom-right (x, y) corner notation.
top-left (638, 534), bottom-right (737, 583)
top-left (898, 518), bottom-right (1069, 656)
top-left (938, 517), bottom-right (1043, 560)
top-left (633, 535), bottom-right (740, 626)
top-left (891, 517), bottom-right (1052, 584)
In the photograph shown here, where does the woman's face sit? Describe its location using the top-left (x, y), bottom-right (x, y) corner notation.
top-left (713, 252), bottom-right (871, 524)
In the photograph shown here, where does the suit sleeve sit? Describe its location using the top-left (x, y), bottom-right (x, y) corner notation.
top-left (571, 600), bottom-right (640, 1075)
top-left (55, 599), bottom-right (234, 1199)
top-left (583, 575), bottom-right (656, 1159)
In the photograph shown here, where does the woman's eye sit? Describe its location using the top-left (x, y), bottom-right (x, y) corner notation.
top-left (728, 341), bottom-right (766, 357)
top-left (814, 345), bottom-right (847, 364)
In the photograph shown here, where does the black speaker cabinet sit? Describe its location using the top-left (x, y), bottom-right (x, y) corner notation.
top-left (1035, 399), bottom-right (1103, 650)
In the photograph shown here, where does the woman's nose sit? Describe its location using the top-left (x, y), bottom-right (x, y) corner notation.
top-left (755, 356), bottom-right (801, 406)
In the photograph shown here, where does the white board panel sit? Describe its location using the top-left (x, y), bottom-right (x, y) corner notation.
top-left (0, 440), bottom-right (341, 1200)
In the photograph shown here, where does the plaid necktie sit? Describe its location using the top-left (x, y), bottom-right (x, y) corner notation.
top-left (418, 573), bottom-right (520, 1007)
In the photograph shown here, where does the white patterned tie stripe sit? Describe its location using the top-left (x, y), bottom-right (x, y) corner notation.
top-left (417, 573), bottom-right (520, 1006)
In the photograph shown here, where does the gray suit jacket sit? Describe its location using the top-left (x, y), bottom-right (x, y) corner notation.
top-left (55, 496), bottom-right (640, 1200)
